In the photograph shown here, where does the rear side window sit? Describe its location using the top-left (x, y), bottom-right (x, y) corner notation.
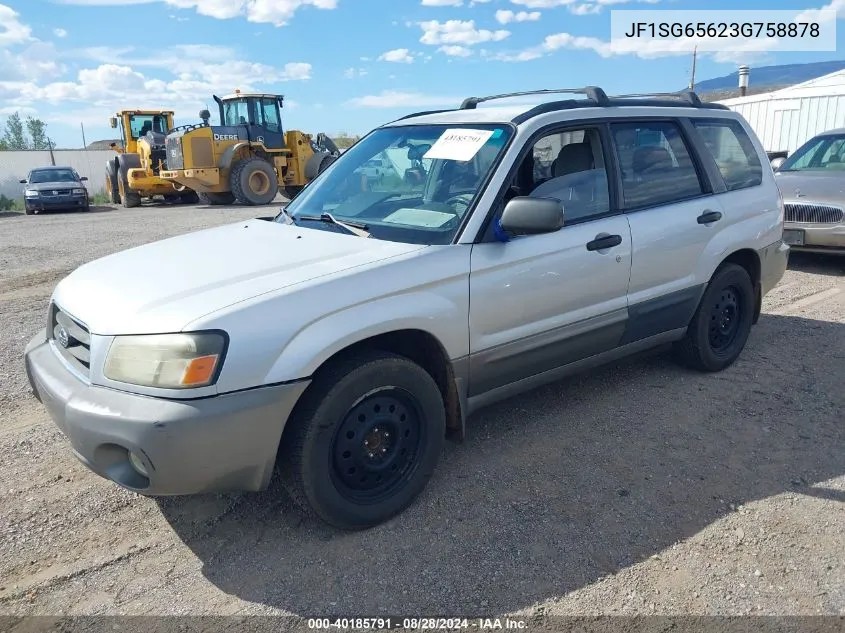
top-left (611, 121), bottom-right (704, 209)
top-left (694, 119), bottom-right (763, 190)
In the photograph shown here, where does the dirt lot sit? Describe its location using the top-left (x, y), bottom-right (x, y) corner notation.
top-left (0, 203), bottom-right (843, 618)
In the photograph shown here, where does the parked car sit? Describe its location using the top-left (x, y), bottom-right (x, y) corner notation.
top-left (20, 166), bottom-right (90, 215)
top-left (774, 129), bottom-right (845, 254)
top-left (24, 87), bottom-right (788, 529)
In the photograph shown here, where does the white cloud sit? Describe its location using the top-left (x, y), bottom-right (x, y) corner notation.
top-left (421, 0), bottom-right (463, 5)
top-left (795, 0), bottom-right (845, 23)
top-left (568, 4), bottom-right (601, 14)
top-left (438, 45), bottom-right (473, 56)
top-left (509, 0), bottom-right (574, 7)
top-left (378, 48), bottom-right (415, 63)
top-left (0, 42), bottom-right (66, 82)
top-left (346, 90), bottom-right (458, 108)
top-left (419, 20), bottom-right (510, 46)
top-left (495, 9), bottom-right (541, 23)
top-left (53, 28), bottom-right (69, 38)
top-left (344, 67), bottom-right (368, 78)
top-left (53, 0), bottom-right (340, 26)
top-left (0, 4), bottom-right (33, 46)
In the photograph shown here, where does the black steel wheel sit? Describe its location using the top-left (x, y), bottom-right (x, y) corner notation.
top-left (674, 263), bottom-right (754, 372)
top-left (330, 388), bottom-right (425, 503)
top-left (278, 350), bottom-right (446, 530)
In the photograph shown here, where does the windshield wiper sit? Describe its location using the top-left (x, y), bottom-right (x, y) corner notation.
top-left (297, 213), bottom-right (371, 238)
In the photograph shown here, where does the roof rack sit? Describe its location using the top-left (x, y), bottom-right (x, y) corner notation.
top-left (610, 90), bottom-right (703, 106)
top-left (460, 86), bottom-right (609, 110)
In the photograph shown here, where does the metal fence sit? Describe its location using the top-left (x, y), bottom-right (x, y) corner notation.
top-left (0, 149), bottom-right (117, 199)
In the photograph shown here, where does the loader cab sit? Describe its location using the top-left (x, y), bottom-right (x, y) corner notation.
top-left (112, 111), bottom-right (174, 154)
top-left (214, 92), bottom-right (285, 152)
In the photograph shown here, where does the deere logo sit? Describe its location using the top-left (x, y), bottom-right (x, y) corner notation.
top-left (214, 133), bottom-right (239, 141)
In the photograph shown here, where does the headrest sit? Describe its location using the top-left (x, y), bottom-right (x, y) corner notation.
top-left (632, 146), bottom-right (673, 174)
top-left (554, 143), bottom-right (593, 177)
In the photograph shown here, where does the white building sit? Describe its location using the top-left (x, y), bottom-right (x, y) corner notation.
top-left (717, 69), bottom-right (845, 155)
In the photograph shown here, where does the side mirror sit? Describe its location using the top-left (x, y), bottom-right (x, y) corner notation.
top-left (19, 179), bottom-right (27, 184)
top-left (770, 157), bottom-right (786, 171)
top-left (79, 176), bottom-right (88, 181)
top-left (500, 196), bottom-right (564, 236)
top-left (109, 117), bottom-right (118, 129)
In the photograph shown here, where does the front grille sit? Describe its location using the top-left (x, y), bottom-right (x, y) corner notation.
top-left (41, 189), bottom-right (73, 197)
top-left (785, 203), bottom-right (844, 224)
top-left (49, 303), bottom-right (91, 377)
top-left (165, 136), bottom-right (184, 170)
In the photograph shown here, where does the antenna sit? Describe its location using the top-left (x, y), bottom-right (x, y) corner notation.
top-left (688, 46), bottom-right (697, 91)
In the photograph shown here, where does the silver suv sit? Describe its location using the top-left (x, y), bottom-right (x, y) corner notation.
top-left (24, 87), bottom-right (789, 529)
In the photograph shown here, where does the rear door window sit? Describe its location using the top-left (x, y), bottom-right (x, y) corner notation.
top-left (611, 121), bottom-right (705, 209)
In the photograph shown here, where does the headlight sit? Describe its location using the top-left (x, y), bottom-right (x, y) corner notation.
top-left (104, 331), bottom-right (227, 389)
top-left (72, 188), bottom-right (85, 195)
top-left (25, 189), bottom-right (39, 197)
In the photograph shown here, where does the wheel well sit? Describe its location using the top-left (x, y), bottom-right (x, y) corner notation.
top-left (720, 248), bottom-right (762, 323)
top-left (312, 330), bottom-right (464, 440)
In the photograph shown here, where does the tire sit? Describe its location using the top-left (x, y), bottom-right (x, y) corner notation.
top-left (180, 191), bottom-right (200, 204)
top-left (284, 185), bottom-right (304, 199)
top-left (231, 157), bottom-right (278, 205)
top-left (117, 155), bottom-right (142, 208)
top-left (674, 263), bottom-right (755, 373)
top-left (104, 166), bottom-right (119, 204)
top-left (163, 194), bottom-right (181, 204)
top-left (278, 351), bottom-right (446, 530)
top-left (197, 191), bottom-right (236, 205)
top-left (304, 151), bottom-right (335, 181)
top-left (25, 207), bottom-right (34, 215)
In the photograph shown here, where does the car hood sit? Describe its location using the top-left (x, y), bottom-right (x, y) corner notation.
top-left (775, 171), bottom-right (845, 205)
top-left (26, 181), bottom-right (82, 190)
top-left (52, 219), bottom-right (426, 335)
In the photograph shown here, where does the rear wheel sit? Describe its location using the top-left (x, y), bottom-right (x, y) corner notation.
top-left (105, 161), bottom-right (119, 203)
top-left (284, 185), bottom-right (303, 199)
top-left (278, 351), bottom-right (446, 530)
top-left (231, 157), bottom-right (278, 205)
top-left (197, 191), bottom-right (236, 205)
top-left (117, 155), bottom-right (141, 208)
top-left (674, 263), bottom-right (755, 372)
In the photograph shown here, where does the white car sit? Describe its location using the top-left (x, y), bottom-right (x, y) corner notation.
top-left (25, 87), bottom-right (789, 529)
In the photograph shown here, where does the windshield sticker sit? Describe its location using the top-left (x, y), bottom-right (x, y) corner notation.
top-left (424, 129), bottom-right (495, 162)
top-left (383, 208), bottom-right (454, 228)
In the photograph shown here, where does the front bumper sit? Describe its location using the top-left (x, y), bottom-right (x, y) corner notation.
top-left (783, 222), bottom-right (845, 253)
top-left (126, 169), bottom-right (183, 196)
top-left (160, 168), bottom-right (222, 191)
top-left (24, 331), bottom-right (309, 496)
top-left (25, 196), bottom-right (87, 211)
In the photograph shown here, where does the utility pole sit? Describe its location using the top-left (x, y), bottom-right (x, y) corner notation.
top-left (688, 46), bottom-right (697, 91)
top-left (80, 122), bottom-right (87, 148)
top-left (47, 138), bottom-right (56, 166)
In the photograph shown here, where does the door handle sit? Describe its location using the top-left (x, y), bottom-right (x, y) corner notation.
top-left (586, 234), bottom-right (623, 252)
top-left (697, 210), bottom-right (723, 225)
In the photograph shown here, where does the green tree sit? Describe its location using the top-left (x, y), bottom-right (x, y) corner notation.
top-left (1, 112), bottom-right (28, 150)
top-left (26, 115), bottom-right (48, 150)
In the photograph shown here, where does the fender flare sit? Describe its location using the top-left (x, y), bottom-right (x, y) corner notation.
top-left (220, 142), bottom-right (251, 171)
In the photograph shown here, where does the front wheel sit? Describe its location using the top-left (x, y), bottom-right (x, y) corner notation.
top-left (279, 351), bottom-right (446, 530)
top-left (197, 191), bottom-right (235, 205)
top-left (231, 157), bottom-right (278, 205)
top-left (674, 263), bottom-right (755, 372)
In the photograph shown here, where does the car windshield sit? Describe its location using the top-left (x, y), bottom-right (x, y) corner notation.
top-left (28, 169), bottom-right (77, 183)
top-left (280, 123), bottom-right (513, 245)
top-left (779, 134), bottom-right (845, 171)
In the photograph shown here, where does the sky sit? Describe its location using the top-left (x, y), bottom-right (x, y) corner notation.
top-left (1, 0), bottom-right (844, 148)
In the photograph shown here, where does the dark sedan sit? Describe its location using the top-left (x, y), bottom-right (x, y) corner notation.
top-left (21, 167), bottom-right (90, 215)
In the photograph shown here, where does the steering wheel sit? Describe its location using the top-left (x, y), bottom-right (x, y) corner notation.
top-left (445, 192), bottom-right (474, 214)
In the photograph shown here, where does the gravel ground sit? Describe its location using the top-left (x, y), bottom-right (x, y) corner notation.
top-left (0, 203), bottom-right (843, 619)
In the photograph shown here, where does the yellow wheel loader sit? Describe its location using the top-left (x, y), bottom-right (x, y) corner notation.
top-left (105, 110), bottom-right (199, 208)
top-left (159, 91), bottom-right (339, 206)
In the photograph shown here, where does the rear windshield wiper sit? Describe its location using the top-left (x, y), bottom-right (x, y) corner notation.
top-left (297, 213), bottom-right (371, 238)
